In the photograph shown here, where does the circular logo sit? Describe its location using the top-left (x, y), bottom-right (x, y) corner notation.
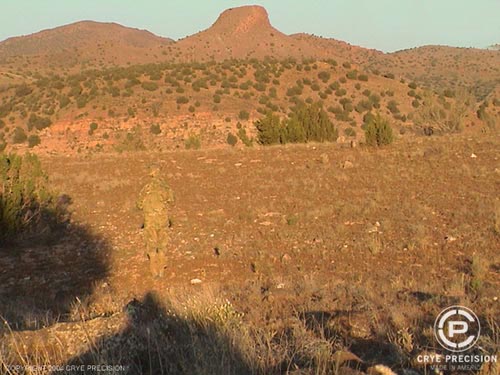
top-left (434, 306), bottom-right (480, 352)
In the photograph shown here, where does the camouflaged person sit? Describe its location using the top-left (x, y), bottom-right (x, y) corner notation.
top-left (137, 166), bottom-right (174, 277)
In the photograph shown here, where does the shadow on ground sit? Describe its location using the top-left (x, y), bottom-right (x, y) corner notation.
top-left (0, 194), bottom-right (110, 331)
top-left (58, 291), bottom-right (254, 375)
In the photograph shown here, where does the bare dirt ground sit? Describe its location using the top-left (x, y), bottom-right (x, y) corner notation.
top-left (1, 133), bottom-right (499, 374)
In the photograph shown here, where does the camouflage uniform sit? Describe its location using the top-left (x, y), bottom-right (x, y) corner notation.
top-left (137, 167), bottom-right (174, 277)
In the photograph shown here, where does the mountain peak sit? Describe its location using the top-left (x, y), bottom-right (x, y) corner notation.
top-left (210, 5), bottom-right (272, 34)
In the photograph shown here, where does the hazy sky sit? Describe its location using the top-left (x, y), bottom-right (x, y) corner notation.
top-left (1, 0), bottom-right (499, 52)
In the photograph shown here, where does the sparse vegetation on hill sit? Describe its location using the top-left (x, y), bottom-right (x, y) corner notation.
top-left (0, 45), bottom-right (490, 153)
top-left (367, 46), bottom-right (500, 101)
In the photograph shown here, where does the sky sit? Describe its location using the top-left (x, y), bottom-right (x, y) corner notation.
top-left (0, 0), bottom-right (499, 52)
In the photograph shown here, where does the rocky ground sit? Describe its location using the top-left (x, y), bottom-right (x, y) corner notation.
top-left (1, 132), bottom-right (499, 374)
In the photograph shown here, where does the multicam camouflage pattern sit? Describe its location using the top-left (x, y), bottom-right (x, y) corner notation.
top-left (137, 168), bottom-right (174, 277)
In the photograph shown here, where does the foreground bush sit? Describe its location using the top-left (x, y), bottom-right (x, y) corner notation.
top-left (0, 153), bottom-right (54, 243)
top-left (255, 102), bottom-right (338, 145)
top-left (364, 113), bottom-right (394, 146)
top-left (255, 113), bottom-right (282, 145)
top-left (412, 90), bottom-right (473, 134)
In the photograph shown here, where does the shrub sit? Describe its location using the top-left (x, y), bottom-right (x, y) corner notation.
top-left (344, 127), bottom-right (356, 137)
top-left (76, 94), bottom-right (88, 108)
top-left (387, 100), bottom-right (400, 114)
top-left (12, 127), bottom-right (27, 144)
top-left (176, 96), bottom-right (189, 105)
top-left (238, 110), bottom-right (250, 120)
top-left (443, 89), bottom-right (455, 98)
top-left (59, 95), bottom-right (71, 109)
top-left (255, 102), bottom-right (338, 145)
top-left (213, 94), bottom-right (221, 104)
top-left (109, 86), bottom-right (120, 97)
top-left (15, 84), bottom-right (32, 97)
top-left (358, 74), bottom-right (369, 82)
top-left (318, 71), bottom-right (331, 83)
top-left (329, 82), bottom-right (340, 91)
top-left (0, 153), bottom-right (54, 242)
top-left (286, 86), bottom-right (303, 96)
top-left (355, 100), bottom-right (372, 113)
top-left (185, 134), bottom-right (201, 150)
top-left (89, 122), bottom-right (98, 133)
top-left (28, 135), bottom-right (41, 148)
top-left (27, 114), bottom-right (52, 131)
top-left (335, 88), bottom-right (347, 97)
top-left (237, 127), bottom-right (253, 147)
top-left (346, 70), bottom-right (358, 80)
top-left (413, 90), bottom-right (472, 133)
top-left (364, 113), bottom-right (394, 146)
top-left (114, 128), bottom-right (146, 152)
top-left (150, 124), bottom-right (161, 135)
top-left (255, 113), bottom-right (282, 145)
top-left (254, 82), bottom-right (266, 92)
top-left (226, 132), bottom-right (238, 146)
top-left (141, 81), bottom-right (159, 91)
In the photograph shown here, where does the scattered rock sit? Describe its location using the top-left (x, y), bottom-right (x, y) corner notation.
top-left (445, 235), bottom-right (457, 243)
top-left (319, 153), bottom-right (329, 164)
top-left (366, 223), bottom-right (380, 233)
top-left (367, 364), bottom-right (398, 375)
top-left (342, 160), bottom-right (354, 169)
top-left (281, 253), bottom-right (292, 264)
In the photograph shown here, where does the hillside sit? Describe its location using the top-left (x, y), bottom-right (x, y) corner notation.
top-left (170, 6), bottom-right (381, 63)
top-left (1, 5), bottom-right (498, 101)
top-left (366, 46), bottom-right (500, 100)
top-left (1, 57), bottom-right (490, 154)
top-left (0, 21), bottom-right (173, 71)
